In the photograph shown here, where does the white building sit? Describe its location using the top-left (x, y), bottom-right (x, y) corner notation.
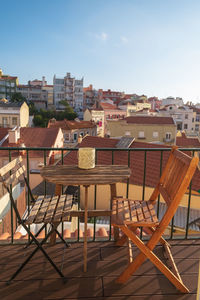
top-left (161, 97), bottom-right (184, 107)
top-left (53, 73), bottom-right (83, 113)
top-left (159, 104), bottom-right (195, 134)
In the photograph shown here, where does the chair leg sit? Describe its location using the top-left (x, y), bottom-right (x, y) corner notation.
top-left (24, 223), bottom-right (46, 249)
top-left (115, 227), bottom-right (138, 246)
top-left (7, 224), bottom-right (66, 284)
top-left (117, 225), bottom-right (189, 293)
top-left (55, 228), bottom-right (70, 248)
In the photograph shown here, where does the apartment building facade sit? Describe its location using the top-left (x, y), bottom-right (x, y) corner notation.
top-left (53, 72), bottom-right (84, 111)
top-left (159, 104), bottom-right (196, 134)
top-left (107, 116), bottom-right (176, 145)
top-left (83, 84), bottom-right (99, 109)
top-left (0, 69), bottom-right (18, 101)
top-left (17, 77), bottom-right (49, 109)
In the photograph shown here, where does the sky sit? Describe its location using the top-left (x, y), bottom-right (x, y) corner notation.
top-left (1, 0), bottom-right (200, 103)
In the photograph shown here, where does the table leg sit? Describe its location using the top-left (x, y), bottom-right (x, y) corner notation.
top-left (110, 183), bottom-right (119, 241)
top-left (83, 185), bottom-right (89, 272)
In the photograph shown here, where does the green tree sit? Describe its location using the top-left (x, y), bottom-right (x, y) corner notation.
top-left (11, 92), bottom-right (27, 103)
top-left (33, 114), bottom-right (45, 127)
top-left (29, 101), bottom-right (38, 116)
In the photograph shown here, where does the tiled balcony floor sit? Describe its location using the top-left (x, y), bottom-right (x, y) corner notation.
top-left (0, 239), bottom-right (199, 299)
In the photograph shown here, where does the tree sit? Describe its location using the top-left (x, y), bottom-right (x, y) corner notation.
top-left (33, 114), bottom-right (45, 127)
top-left (29, 101), bottom-right (38, 116)
top-left (11, 92), bottom-right (27, 103)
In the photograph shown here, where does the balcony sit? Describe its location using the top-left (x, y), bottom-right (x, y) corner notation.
top-left (0, 147), bottom-right (199, 298)
top-left (0, 240), bottom-right (199, 298)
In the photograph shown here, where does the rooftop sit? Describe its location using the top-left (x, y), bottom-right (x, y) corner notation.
top-left (48, 119), bottom-right (96, 130)
top-left (125, 116), bottom-right (175, 125)
top-left (0, 127), bottom-right (61, 157)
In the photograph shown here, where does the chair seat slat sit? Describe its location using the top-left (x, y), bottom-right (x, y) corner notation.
top-left (111, 199), bottom-right (158, 226)
top-left (25, 196), bottom-right (45, 225)
top-left (34, 196), bottom-right (52, 223)
top-left (44, 195), bottom-right (59, 223)
top-left (52, 195), bottom-right (67, 223)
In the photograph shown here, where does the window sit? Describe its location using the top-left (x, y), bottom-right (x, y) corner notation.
top-left (138, 131), bottom-right (145, 139)
top-left (185, 114), bottom-right (188, 119)
top-left (2, 117), bottom-right (7, 126)
top-left (12, 117), bottom-right (17, 126)
top-left (153, 131), bottom-right (158, 138)
top-left (192, 118), bottom-right (194, 122)
top-left (195, 124), bottom-right (199, 131)
top-left (80, 132), bottom-right (84, 137)
top-left (73, 133), bottom-right (77, 142)
top-left (184, 124), bottom-right (188, 129)
top-left (177, 123), bottom-right (182, 130)
top-left (165, 132), bottom-right (171, 140)
top-left (125, 131), bottom-right (131, 136)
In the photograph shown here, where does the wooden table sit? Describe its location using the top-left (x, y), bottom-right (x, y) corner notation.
top-left (41, 164), bottom-right (131, 272)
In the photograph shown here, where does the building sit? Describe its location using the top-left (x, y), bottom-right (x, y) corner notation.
top-left (48, 118), bottom-right (97, 145)
top-left (159, 104), bottom-right (196, 134)
top-left (84, 102), bottom-right (126, 137)
top-left (83, 85), bottom-right (99, 109)
top-left (0, 127), bottom-right (64, 189)
top-left (0, 69), bottom-right (18, 100)
top-left (0, 101), bottom-right (29, 128)
top-left (107, 116), bottom-right (176, 144)
top-left (17, 77), bottom-right (48, 109)
top-left (98, 89), bottom-right (124, 102)
top-left (84, 108), bottom-right (105, 137)
top-left (53, 72), bottom-right (84, 113)
top-left (161, 96), bottom-right (184, 107)
top-left (176, 131), bottom-right (200, 148)
top-left (41, 85), bottom-right (54, 108)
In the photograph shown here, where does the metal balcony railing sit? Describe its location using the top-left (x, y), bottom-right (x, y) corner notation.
top-left (0, 147), bottom-right (199, 245)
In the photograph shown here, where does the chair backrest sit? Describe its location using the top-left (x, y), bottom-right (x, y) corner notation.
top-left (149, 147), bottom-right (199, 227)
top-left (0, 156), bottom-right (26, 188)
top-left (0, 156), bottom-right (36, 221)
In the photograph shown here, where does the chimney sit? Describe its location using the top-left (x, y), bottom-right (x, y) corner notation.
top-left (8, 128), bottom-right (20, 144)
top-left (42, 76), bottom-right (46, 87)
top-left (19, 142), bottom-right (26, 155)
top-left (78, 135), bottom-right (83, 143)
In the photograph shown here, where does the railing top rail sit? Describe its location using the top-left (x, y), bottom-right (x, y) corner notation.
top-left (0, 147), bottom-right (199, 152)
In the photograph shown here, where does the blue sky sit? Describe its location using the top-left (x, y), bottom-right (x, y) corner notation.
top-left (1, 0), bottom-right (200, 102)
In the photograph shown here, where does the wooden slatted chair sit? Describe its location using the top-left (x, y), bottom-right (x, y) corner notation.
top-left (0, 156), bottom-right (73, 284)
top-left (111, 147), bottom-right (199, 293)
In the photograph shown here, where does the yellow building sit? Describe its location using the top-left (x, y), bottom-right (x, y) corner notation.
top-left (0, 101), bottom-right (29, 128)
top-left (42, 85), bottom-right (54, 107)
top-left (107, 116), bottom-right (176, 145)
top-left (84, 108), bottom-right (105, 137)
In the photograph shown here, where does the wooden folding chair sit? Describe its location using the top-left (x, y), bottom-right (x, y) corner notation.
top-left (111, 147), bottom-right (199, 293)
top-left (0, 156), bottom-right (73, 284)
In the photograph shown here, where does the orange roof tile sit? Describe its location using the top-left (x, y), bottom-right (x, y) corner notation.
top-left (100, 103), bottom-right (118, 110)
top-left (176, 135), bottom-right (200, 147)
top-left (48, 119), bottom-right (96, 130)
top-left (0, 127), bottom-right (61, 158)
top-left (125, 116), bottom-right (175, 125)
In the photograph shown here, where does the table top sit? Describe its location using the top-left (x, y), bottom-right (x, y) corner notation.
top-left (40, 164), bottom-right (131, 186)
